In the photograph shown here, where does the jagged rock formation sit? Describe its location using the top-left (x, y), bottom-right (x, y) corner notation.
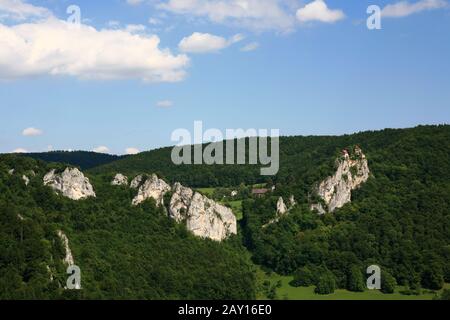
top-left (169, 183), bottom-right (237, 242)
top-left (263, 196), bottom-right (295, 227)
top-left (130, 175), bottom-right (144, 189)
top-left (289, 195), bottom-right (296, 207)
top-left (276, 197), bottom-right (288, 215)
top-left (22, 175), bottom-right (30, 186)
top-left (132, 174), bottom-right (171, 206)
top-left (311, 146), bottom-right (370, 214)
top-left (57, 230), bottom-right (75, 266)
top-left (43, 168), bottom-right (96, 200)
top-left (111, 173), bottom-right (128, 186)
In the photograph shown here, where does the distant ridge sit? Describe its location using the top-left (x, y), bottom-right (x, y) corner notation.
top-left (20, 151), bottom-right (127, 170)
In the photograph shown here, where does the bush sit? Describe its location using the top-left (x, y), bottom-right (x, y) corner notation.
top-left (381, 270), bottom-right (397, 294)
top-left (314, 272), bottom-right (336, 295)
top-left (347, 265), bottom-right (365, 292)
top-left (291, 266), bottom-right (314, 287)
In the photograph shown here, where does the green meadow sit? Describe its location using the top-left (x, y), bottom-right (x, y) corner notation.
top-left (259, 273), bottom-right (449, 300)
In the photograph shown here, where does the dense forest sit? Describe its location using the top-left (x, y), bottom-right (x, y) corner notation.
top-left (242, 125), bottom-right (450, 294)
top-left (1, 125), bottom-right (449, 299)
top-left (0, 155), bottom-right (255, 299)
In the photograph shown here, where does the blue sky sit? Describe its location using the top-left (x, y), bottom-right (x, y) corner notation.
top-left (0, 0), bottom-right (449, 154)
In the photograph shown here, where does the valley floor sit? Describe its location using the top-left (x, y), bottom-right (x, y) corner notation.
top-left (259, 273), bottom-right (450, 300)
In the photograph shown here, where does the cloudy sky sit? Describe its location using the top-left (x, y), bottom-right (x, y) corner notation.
top-left (1, 0), bottom-right (449, 154)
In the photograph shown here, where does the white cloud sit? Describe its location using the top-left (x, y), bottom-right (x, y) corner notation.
top-left (296, 0), bottom-right (345, 23)
top-left (124, 24), bottom-right (146, 33)
top-left (93, 146), bottom-right (110, 153)
top-left (179, 32), bottom-right (244, 53)
top-left (125, 147), bottom-right (140, 155)
top-left (157, 100), bottom-right (174, 108)
top-left (158, 0), bottom-right (296, 32)
top-left (22, 127), bottom-right (43, 136)
top-left (11, 148), bottom-right (27, 153)
top-left (241, 42), bottom-right (259, 52)
top-left (0, 18), bottom-right (189, 82)
top-left (0, 0), bottom-right (51, 21)
top-left (149, 17), bottom-right (162, 25)
top-left (382, 0), bottom-right (447, 18)
top-left (127, 0), bottom-right (144, 6)
top-left (107, 20), bottom-right (120, 28)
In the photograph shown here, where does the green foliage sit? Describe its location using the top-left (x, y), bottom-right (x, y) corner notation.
top-left (314, 271), bottom-right (336, 295)
top-left (241, 125), bottom-right (450, 293)
top-left (347, 265), bottom-right (365, 292)
top-left (2, 125), bottom-right (450, 299)
top-left (0, 155), bottom-right (256, 300)
top-left (434, 289), bottom-right (450, 300)
top-left (291, 266), bottom-right (314, 287)
top-left (381, 270), bottom-right (397, 294)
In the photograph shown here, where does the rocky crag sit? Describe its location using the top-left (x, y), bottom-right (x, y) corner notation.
top-left (311, 146), bottom-right (370, 214)
top-left (43, 168), bottom-right (96, 200)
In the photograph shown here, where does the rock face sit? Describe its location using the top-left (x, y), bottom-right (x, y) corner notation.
top-left (263, 196), bottom-right (295, 227)
top-left (276, 197), bottom-right (288, 216)
top-left (169, 183), bottom-right (237, 242)
top-left (111, 173), bottom-right (128, 186)
top-left (130, 175), bottom-right (144, 189)
top-left (22, 175), bottom-right (30, 186)
top-left (43, 168), bottom-right (96, 200)
top-left (132, 174), bottom-right (171, 206)
top-left (289, 195), bottom-right (296, 207)
top-left (57, 230), bottom-right (75, 266)
top-left (312, 146), bottom-right (370, 213)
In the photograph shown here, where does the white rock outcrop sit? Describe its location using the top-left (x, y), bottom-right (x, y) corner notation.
top-left (289, 195), bottom-right (296, 207)
top-left (57, 230), bottom-right (75, 266)
top-left (22, 175), bottom-right (30, 186)
top-left (312, 146), bottom-right (370, 213)
top-left (111, 173), bottom-right (128, 186)
top-left (276, 197), bottom-right (288, 216)
top-left (169, 182), bottom-right (237, 242)
top-left (43, 168), bottom-right (96, 200)
top-left (130, 175), bottom-right (144, 189)
top-left (263, 196), bottom-right (295, 228)
top-left (132, 174), bottom-right (171, 206)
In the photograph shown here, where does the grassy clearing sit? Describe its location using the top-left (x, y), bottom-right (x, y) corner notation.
top-left (223, 200), bottom-right (243, 221)
top-left (258, 272), bottom-right (448, 301)
top-left (196, 187), bottom-right (215, 197)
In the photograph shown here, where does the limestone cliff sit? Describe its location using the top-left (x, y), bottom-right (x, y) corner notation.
top-left (263, 196), bottom-right (295, 227)
top-left (111, 173), bottom-right (128, 186)
top-left (57, 230), bottom-right (75, 266)
top-left (132, 174), bottom-right (171, 206)
top-left (311, 146), bottom-right (370, 213)
top-left (276, 197), bottom-right (288, 216)
top-left (43, 168), bottom-right (96, 200)
top-left (169, 182), bottom-right (237, 242)
top-left (130, 174), bottom-right (144, 189)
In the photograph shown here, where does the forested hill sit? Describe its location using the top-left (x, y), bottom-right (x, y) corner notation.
top-left (20, 151), bottom-right (127, 170)
top-left (89, 125), bottom-right (450, 189)
top-left (0, 155), bottom-right (256, 299)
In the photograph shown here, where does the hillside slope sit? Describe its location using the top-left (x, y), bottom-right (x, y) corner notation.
top-left (0, 155), bottom-right (255, 299)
